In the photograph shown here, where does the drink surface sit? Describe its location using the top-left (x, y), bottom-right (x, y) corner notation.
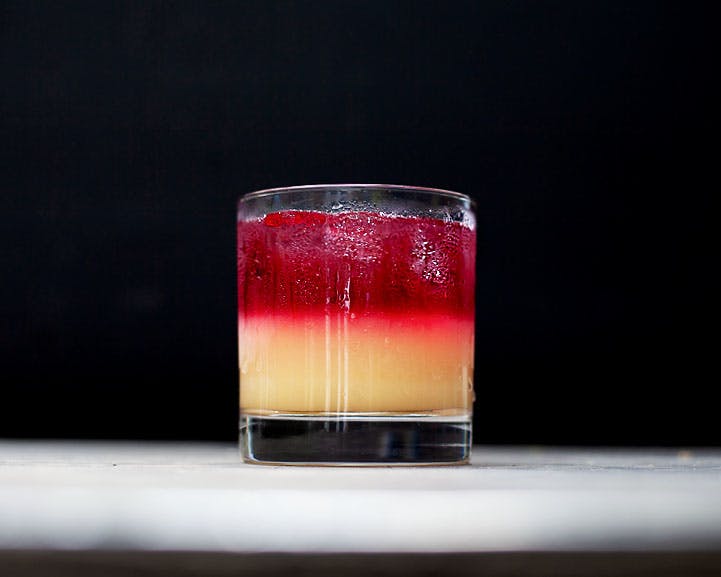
top-left (237, 210), bottom-right (475, 414)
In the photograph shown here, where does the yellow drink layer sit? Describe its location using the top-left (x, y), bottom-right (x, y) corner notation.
top-left (239, 314), bottom-right (474, 415)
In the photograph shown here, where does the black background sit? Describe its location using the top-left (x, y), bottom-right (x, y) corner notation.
top-left (1, 1), bottom-right (718, 444)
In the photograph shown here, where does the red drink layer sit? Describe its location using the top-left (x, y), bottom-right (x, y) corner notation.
top-left (237, 210), bottom-right (476, 415)
top-left (237, 210), bottom-right (475, 318)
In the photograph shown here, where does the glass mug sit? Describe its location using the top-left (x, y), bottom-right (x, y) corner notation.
top-left (237, 185), bottom-right (475, 465)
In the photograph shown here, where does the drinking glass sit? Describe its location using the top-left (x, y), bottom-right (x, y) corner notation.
top-left (237, 184), bottom-right (475, 465)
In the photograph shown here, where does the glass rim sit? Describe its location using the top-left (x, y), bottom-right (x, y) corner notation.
top-left (239, 183), bottom-right (472, 204)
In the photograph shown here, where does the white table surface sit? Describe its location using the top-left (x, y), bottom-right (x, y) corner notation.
top-left (1, 441), bottom-right (721, 554)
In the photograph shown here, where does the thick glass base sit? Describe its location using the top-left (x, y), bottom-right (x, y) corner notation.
top-left (240, 413), bottom-right (471, 466)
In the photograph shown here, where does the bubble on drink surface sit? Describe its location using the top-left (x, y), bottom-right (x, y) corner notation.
top-left (327, 199), bottom-right (379, 214)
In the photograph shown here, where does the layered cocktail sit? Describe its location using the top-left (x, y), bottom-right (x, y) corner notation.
top-left (237, 185), bottom-right (475, 464)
